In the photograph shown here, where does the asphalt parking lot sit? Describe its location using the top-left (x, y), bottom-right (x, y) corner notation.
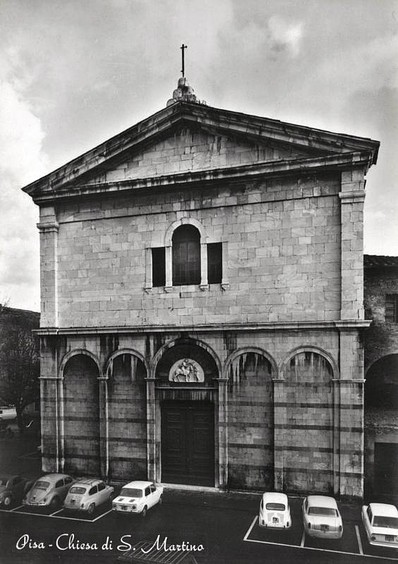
top-left (243, 496), bottom-right (398, 562)
top-left (2, 435), bottom-right (398, 563)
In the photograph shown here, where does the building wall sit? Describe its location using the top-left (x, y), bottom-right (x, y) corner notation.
top-left (40, 325), bottom-right (364, 496)
top-left (35, 120), bottom-right (370, 497)
top-left (50, 173), bottom-right (342, 328)
top-left (364, 263), bottom-right (398, 497)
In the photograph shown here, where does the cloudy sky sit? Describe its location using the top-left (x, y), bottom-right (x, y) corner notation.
top-left (0, 0), bottom-right (397, 311)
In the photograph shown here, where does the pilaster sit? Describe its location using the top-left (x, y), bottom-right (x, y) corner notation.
top-left (37, 206), bottom-right (59, 327)
top-left (146, 377), bottom-right (157, 481)
top-left (216, 378), bottom-right (228, 489)
top-left (339, 169), bottom-right (366, 320)
top-left (273, 379), bottom-right (286, 491)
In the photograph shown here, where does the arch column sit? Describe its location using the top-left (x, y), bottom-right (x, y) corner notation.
top-left (273, 378), bottom-right (285, 491)
top-left (146, 377), bottom-right (157, 482)
top-left (98, 375), bottom-right (109, 479)
top-left (40, 374), bottom-right (62, 473)
top-left (215, 377), bottom-right (228, 489)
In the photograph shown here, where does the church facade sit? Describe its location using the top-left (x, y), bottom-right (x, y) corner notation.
top-left (23, 80), bottom-right (379, 497)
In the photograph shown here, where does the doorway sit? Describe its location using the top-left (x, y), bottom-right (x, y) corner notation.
top-left (161, 401), bottom-right (214, 486)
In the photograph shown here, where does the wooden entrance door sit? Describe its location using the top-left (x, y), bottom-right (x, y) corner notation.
top-left (161, 401), bottom-right (214, 486)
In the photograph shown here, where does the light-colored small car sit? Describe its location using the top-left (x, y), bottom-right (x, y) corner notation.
top-left (23, 473), bottom-right (74, 509)
top-left (0, 406), bottom-right (17, 421)
top-left (64, 478), bottom-right (114, 514)
top-left (259, 492), bottom-right (291, 528)
top-left (303, 496), bottom-right (343, 539)
top-left (361, 503), bottom-right (398, 548)
top-left (112, 480), bottom-right (164, 517)
top-left (0, 475), bottom-right (33, 508)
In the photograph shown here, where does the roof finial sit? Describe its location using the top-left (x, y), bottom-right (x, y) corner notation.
top-left (166, 44), bottom-right (206, 107)
top-left (180, 43), bottom-right (187, 77)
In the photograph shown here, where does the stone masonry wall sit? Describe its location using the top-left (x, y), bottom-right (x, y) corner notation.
top-left (38, 326), bottom-right (364, 495)
top-left (86, 127), bottom-right (311, 184)
top-left (49, 172), bottom-right (341, 328)
top-left (364, 268), bottom-right (398, 368)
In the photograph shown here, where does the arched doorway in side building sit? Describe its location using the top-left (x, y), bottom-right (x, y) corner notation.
top-left (155, 339), bottom-right (219, 487)
top-left (365, 354), bottom-right (398, 499)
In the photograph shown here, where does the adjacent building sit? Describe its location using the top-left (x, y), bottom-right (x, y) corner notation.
top-left (364, 255), bottom-right (398, 498)
top-left (22, 78), bottom-right (379, 497)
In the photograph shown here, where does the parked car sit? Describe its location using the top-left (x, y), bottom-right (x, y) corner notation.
top-left (0, 406), bottom-right (17, 421)
top-left (303, 495), bottom-right (343, 539)
top-left (361, 503), bottom-right (398, 548)
top-left (112, 480), bottom-right (163, 517)
top-left (23, 473), bottom-right (74, 509)
top-left (0, 475), bottom-right (33, 508)
top-left (64, 478), bottom-right (114, 514)
top-left (259, 492), bottom-right (291, 528)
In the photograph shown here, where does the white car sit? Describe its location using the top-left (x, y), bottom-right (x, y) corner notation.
top-left (362, 503), bottom-right (398, 548)
top-left (303, 496), bottom-right (343, 539)
top-left (259, 492), bottom-right (291, 528)
top-left (64, 478), bottom-right (114, 514)
top-left (112, 480), bottom-right (163, 517)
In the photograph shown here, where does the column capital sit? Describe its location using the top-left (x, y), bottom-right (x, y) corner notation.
top-left (37, 221), bottom-right (59, 233)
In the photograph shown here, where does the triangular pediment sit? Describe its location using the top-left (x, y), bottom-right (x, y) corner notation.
top-left (83, 122), bottom-right (318, 185)
top-left (22, 101), bottom-right (379, 200)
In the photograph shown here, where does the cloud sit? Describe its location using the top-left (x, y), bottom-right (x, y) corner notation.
top-left (0, 51), bottom-right (48, 311)
top-left (268, 15), bottom-right (303, 57)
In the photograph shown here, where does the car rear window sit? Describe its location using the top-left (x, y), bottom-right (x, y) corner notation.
top-left (373, 516), bottom-right (398, 528)
top-left (120, 488), bottom-right (143, 498)
top-left (34, 481), bottom-right (50, 490)
top-left (308, 507), bottom-right (337, 516)
top-left (266, 503), bottom-right (286, 511)
top-left (69, 486), bottom-right (87, 495)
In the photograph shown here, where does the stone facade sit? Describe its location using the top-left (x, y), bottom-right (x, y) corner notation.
top-left (23, 93), bottom-right (379, 497)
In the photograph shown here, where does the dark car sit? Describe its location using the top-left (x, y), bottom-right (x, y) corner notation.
top-left (0, 475), bottom-right (33, 508)
top-left (23, 473), bottom-right (74, 509)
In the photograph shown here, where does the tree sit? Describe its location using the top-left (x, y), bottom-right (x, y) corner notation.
top-left (0, 327), bottom-right (40, 434)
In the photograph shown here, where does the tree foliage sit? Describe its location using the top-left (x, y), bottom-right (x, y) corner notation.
top-left (0, 327), bottom-right (40, 432)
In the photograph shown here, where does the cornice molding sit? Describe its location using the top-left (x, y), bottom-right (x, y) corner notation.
top-left (34, 319), bottom-right (371, 336)
top-left (30, 152), bottom-right (373, 205)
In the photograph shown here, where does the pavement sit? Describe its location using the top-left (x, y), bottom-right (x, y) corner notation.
top-left (1, 435), bottom-right (398, 563)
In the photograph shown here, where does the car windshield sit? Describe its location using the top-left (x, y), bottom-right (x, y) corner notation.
top-left (69, 486), bottom-right (87, 495)
top-left (0, 478), bottom-right (9, 486)
top-left (373, 516), bottom-right (398, 528)
top-left (308, 507), bottom-right (337, 516)
top-left (120, 488), bottom-right (143, 498)
top-left (266, 503), bottom-right (286, 511)
top-left (34, 481), bottom-right (50, 490)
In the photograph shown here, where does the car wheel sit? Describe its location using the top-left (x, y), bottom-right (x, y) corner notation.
top-left (141, 506), bottom-right (147, 518)
top-left (87, 503), bottom-right (96, 515)
top-left (50, 497), bottom-right (60, 510)
top-left (158, 496), bottom-right (163, 505)
top-left (3, 496), bottom-right (12, 508)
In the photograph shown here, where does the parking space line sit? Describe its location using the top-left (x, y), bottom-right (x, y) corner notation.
top-left (300, 531), bottom-right (305, 547)
top-left (50, 508), bottom-right (64, 516)
top-left (243, 516), bottom-right (257, 541)
top-left (355, 525), bottom-right (364, 555)
top-left (9, 505), bottom-right (23, 512)
top-left (0, 507), bottom-right (111, 523)
top-left (92, 508), bottom-right (113, 522)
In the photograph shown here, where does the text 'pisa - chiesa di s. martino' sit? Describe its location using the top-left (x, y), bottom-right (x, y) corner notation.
top-left (22, 72), bottom-right (380, 498)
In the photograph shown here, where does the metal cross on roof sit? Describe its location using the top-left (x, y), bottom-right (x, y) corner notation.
top-left (180, 43), bottom-right (187, 77)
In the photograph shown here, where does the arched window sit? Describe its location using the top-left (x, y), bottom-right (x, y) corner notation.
top-left (172, 225), bottom-right (200, 285)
